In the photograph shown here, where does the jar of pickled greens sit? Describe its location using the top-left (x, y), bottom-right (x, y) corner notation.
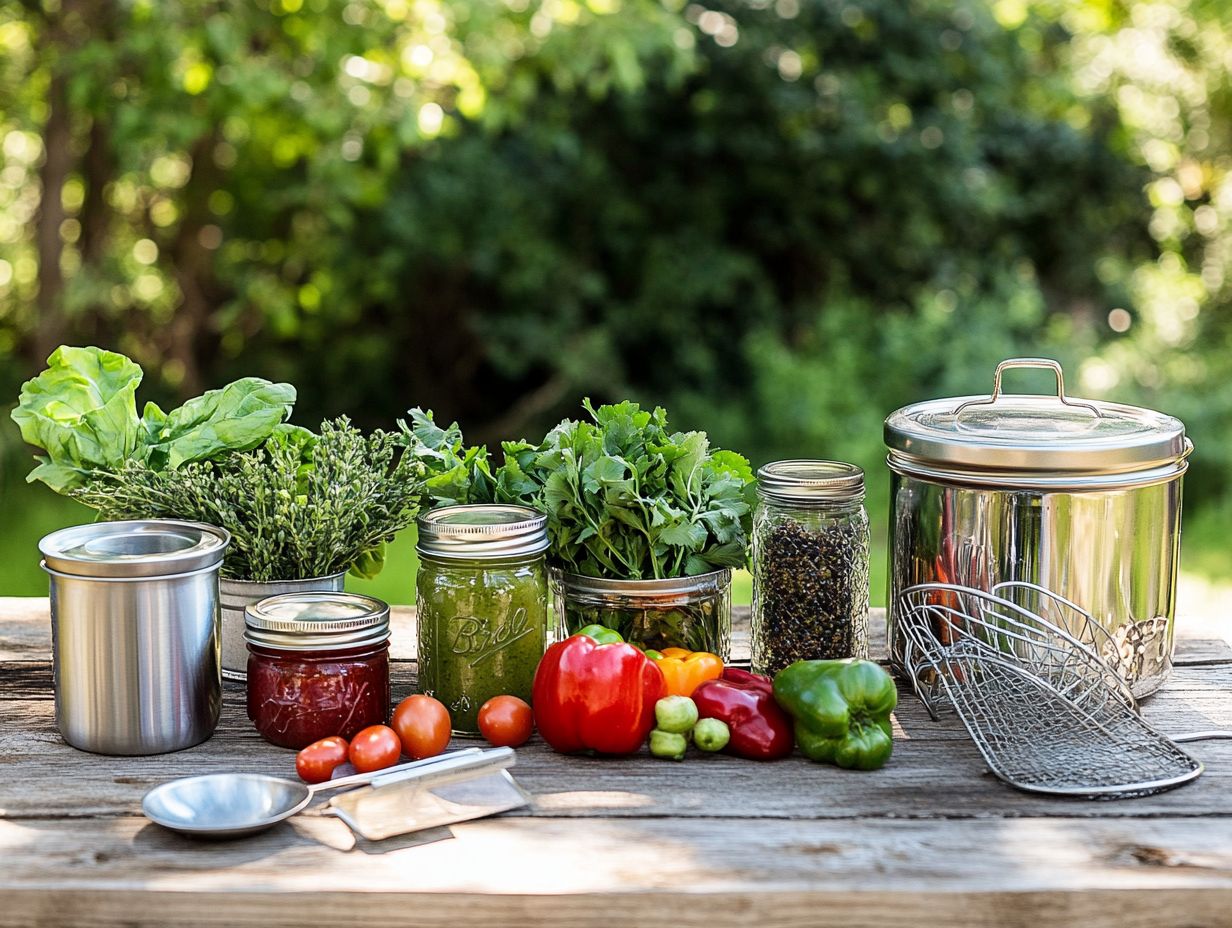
top-left (415, 505), bottom-right (549, 735)
top-left (751, 460), bottom-right (870, 677)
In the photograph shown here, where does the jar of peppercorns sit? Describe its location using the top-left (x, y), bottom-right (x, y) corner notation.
top-left (750, 460), bottom-right (870, 677)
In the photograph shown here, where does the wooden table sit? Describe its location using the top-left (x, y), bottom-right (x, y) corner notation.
top-left (3, 598), bottom-right (1231, 927)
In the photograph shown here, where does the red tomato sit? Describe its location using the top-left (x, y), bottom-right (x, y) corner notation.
top-left (478, 695), bottom-right (533, 748)
top-left (391, 694), bottom-right (451, 759)
top-left (348, 724), bottom-right (402, 773)
top-left (295, 736), bottom-right (350, 784)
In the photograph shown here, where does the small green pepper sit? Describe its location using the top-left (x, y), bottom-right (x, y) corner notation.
top-left (773, 659), bottom-right (898, 771)
top-left (692, 717), bottom-right (730, 752)
top-left (654, 696), bottom-right (699, 734)
top-left (574, 624), bottom-right (625, 645)
top-left (649, 729), bottom-right (688, 761)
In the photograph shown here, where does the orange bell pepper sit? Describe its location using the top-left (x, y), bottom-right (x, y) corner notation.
top-left (645, 647), bottom-right (724, 697)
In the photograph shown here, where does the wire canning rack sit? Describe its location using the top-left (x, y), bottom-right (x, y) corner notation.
top-left (897, 581), bottom-right (1203, 799)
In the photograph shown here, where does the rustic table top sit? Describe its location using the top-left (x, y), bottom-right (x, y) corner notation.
top-left (2, 597), bottom-right (1231, 928)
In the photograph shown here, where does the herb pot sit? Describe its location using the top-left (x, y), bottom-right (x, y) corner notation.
top-left (416, 505), bottom-right (550, 735)
top-left (219, 572), bottom-right (346, 681)
top-left (751, 461), bottom-right (870, 677)
top-left (41, 520), bottom-right (229, 755)
top-left (554, 569), bottom-right (732, 659)
top-left (885, 358), bottom-right (1191, 697)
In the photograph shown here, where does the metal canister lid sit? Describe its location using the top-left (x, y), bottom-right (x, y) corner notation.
top-left (884, 358), bottom-right (1190, 482)
top-left (244, 592), bottom-right (391, 651)
top-left (757, 460), bottom-right (865, 504)
top-left (39, 520), bottom-right (230, 578)
top-left (416, 504), bottom-right (549, 560)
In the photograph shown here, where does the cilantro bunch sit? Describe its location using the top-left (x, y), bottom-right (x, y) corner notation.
top-left (493, 400), bottom-right (755, 580)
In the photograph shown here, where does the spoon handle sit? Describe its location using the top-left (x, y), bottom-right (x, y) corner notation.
top-left (306, 747), bottom-right (485, 796)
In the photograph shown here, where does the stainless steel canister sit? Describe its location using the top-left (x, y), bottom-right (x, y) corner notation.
top-left (41, 520), bottom-right (230, 755)
top-left (884, 358), bottom-right (1191, 697)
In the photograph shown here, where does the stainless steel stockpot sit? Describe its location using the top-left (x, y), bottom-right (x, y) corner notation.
top-left (884, 358), bottom-right (1191, 697)
top-left (40, 520), bottom-right (229, 755)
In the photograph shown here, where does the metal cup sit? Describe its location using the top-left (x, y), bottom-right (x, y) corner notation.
top-left (41, 520), bottom-right (229, 755)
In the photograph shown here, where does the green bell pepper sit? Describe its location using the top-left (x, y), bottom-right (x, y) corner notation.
top-left (772, 659), bottom-right (898, 771)
top-left (575, 624), bottom-right (625, 645)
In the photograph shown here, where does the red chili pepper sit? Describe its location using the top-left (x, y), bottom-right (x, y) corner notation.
top-left (532, 634), bottom-right (665, 755)
top-left (692, 668), bottom-right (794, 760)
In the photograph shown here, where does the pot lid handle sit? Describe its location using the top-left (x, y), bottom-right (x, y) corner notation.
top-left (952, 357), bottom-right (1103, 421)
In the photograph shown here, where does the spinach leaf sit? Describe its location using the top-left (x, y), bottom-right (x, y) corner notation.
top-left (142, 378), bottom-right (296, 469)
top-left (10, 346), bottom-right (143, 490)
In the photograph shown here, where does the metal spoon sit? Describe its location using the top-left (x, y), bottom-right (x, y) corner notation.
top-left (142, 747), bottom-right (485, 839)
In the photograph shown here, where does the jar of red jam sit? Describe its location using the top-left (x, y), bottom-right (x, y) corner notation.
top-left (244, 592), bottom-right (391, 749)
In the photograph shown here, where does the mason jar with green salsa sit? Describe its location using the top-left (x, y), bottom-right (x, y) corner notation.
top-left (415, 504), bottom-right (549, 734)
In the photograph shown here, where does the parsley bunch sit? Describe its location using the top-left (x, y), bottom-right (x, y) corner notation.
top-left (493, 400), bottom-right (755, 580)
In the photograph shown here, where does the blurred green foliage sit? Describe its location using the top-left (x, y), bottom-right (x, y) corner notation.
top-left (1, 0), bottom-right (1230, 600)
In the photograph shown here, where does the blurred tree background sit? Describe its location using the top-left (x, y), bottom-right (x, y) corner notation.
top-left (1, 0), bottom-right (1229, 604)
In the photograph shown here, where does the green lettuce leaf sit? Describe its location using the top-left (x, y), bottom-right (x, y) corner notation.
top-left (10, 346), bottom-right (143, 489)
top-left (142, 378), bottom-right (296, 469)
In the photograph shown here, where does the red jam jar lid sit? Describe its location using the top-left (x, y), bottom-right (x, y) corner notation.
top-left (244, 592), bottom-right (390, 651)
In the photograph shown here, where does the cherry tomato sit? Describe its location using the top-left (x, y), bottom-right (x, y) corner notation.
top-left (296, 735), bottom-right (350, 784)
top-left (391, 694), bottom-right (451, 759)
top-left (348, 724), bottom-right (402, 773)
top-left (478, 695), bottom-right (533, 748)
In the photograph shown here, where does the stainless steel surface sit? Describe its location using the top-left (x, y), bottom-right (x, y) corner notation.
top-left (218, 573), bottom-right (345, 681)
top-left (884, 358), bottom-right (1189, 698)
top-left (244, 591), bottom-right (390, 651)
top-left (416, 504), bottom-right (549, 560)
top-left (897, 583), bottom-right (1203, 799)
top-left (756, 460), bottom-right (865, 504)
top-left (884, 356), bottom-right (1189, 481)
top-left (141, 748), bottom-right (494, 839)
top-left (44, 521), bottom-right (229, 755)
top-left (327, 747), bottom-right (528, 841)
top-left (40, 520), bottom-right (228, 578)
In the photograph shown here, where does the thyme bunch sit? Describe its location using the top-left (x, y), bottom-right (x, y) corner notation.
top-left (74, 418), bottom-right (426, 581)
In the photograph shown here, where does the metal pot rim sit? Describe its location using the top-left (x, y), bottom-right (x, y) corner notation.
top-left (39, 520), bottom-right (229, 578)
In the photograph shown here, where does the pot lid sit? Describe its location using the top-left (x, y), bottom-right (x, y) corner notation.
top-left (39, 520), bottom-right (230, 578)
top-left (417, 504), bottom-right (549, 560)
top-left (884, 358), bottom-right (1189, 475)
top-left (245, 592), bottom-right (390, 651)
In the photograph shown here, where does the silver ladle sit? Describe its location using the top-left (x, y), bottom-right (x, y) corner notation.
top-left (142, 747), bottom-right (489, 839)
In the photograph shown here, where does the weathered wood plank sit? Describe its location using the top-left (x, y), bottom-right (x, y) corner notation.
top-left (0, 816), bottom-right (1230, 928)
top-left (2, 659), bottom-right (1229, 821)
top-left (5, 599), bottom-right (1228, 665)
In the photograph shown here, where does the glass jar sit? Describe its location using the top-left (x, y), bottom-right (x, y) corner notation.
top-left (416, 504), bottom-right (549, 735)
top-left (245, 592), bottom-right (391, 749)
top-left (554, 569), bottom-right (732, 659)
top-left (751, 460), bottom-right (870, 677)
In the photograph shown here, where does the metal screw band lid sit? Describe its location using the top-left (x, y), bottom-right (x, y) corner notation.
top-left (416, 504), bottom-right (549, 560)
top-left (757, 460), bottom-right (865, 505)
top-left (39, 520), bottom-right (230, 578)
top-left (245, 592), bottom-right (391, 651)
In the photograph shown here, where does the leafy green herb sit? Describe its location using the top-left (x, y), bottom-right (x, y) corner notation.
top-left (11, 346), bottom-right (295, 490)
top-left (73, 418), bottom-right (425, 581)
top-left (10, 346), bottom-right (144, 492)
top-left (398, 407), bottom-right (495, 507)
top-left (493, 400), bottom-right (755, 580)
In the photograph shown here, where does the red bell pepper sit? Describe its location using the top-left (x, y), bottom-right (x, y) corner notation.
top-left (532, 633), bottom-right (665, 755)
top-left (691, 668), bottom-right (794, 760)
